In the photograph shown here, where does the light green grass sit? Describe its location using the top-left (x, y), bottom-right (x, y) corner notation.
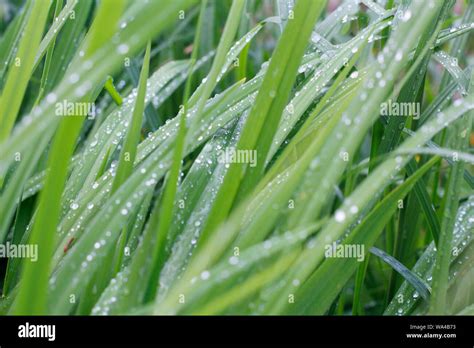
top-left (0, 0), bottom-right (473, 316)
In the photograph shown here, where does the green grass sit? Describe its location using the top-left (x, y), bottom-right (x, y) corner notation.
top-left (0, 0), bottom-right (473, 316)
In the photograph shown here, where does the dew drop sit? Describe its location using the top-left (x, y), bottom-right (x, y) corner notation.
top-left (335, 210), bottom-right (346, 222)
top-left (200, 270), bottom-right (210, 280)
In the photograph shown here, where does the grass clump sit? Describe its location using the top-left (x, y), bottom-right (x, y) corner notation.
top-left (0, 0), bottom-right (473, 315)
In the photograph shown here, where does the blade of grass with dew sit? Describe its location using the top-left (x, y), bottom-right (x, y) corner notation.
top-left (110, 41), bottom-right (150, 274)
top-left (415, 137), bottom-right (474, 188)
top-left (235, 0), bottom-right (251, 81)
top-left (32, 0), bottom-right (78, 71)
top-left (0, 78), bottom-right (106, 294)
top-left (260, 10), bottom-right (426, 286)
top-left (386, 197), bottom-right (474, 315)
top-left (275, 0), bottom-right (294, 32)
top-left (315, 0), bottom-right (360, 39)
top-left (10, 0), bottom-right (126, 315)
top-left (0, 0), bottom-right (51, 142)
top-left (2, 3), bottom-right (181, 253)
top-left (0, 2), bottom-right (31, 85)
top-left (125, 59), bottom-right (162, 130)
top-left (433, 51), bottom-right (470, 95)
top-left (92, 194), bottom-right (166, 314)
top-left (435, 22), bottom-right (474, 49)
top-left (35, 0), bottom-right (64, 105)
top-left (430, 1), bottom-right (474, 217)
top-left (430, 112), bottom-right (472, 313)
top-left (4, 84), bottom-right (101, 290)
top-left (377, 3), bottom-right (453, 261)
top-left (144, 0), bottom-right (208, 301)
top-left (186, 0), bottom-right (245, 122)
top-left (0, 135), bottom-right (50, 243)
top-left (111, 42), bottom-right (150, 194)
top-left (6, 64), bottom-right (167, 294)
top-left (395, 147), bottom-right (474, 165)
top-left (377, 0), bottom-right (451, 155)
top-left (1, 186), bottom-right (35, 294)
top-left (43, 0), bottom-right (92, 93)
top-left (370, 246), bottom-right (431, 302)
top-left (234, 0), bottom-right (327, 199)
top-left (444, 240), bottom-right (474, 314)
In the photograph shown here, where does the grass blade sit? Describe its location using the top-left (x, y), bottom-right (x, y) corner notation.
top-left (0, 0), bottom-right (51, 141)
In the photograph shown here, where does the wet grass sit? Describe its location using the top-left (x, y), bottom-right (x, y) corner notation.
top-left (0, 0), bottom-right (473, 315)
